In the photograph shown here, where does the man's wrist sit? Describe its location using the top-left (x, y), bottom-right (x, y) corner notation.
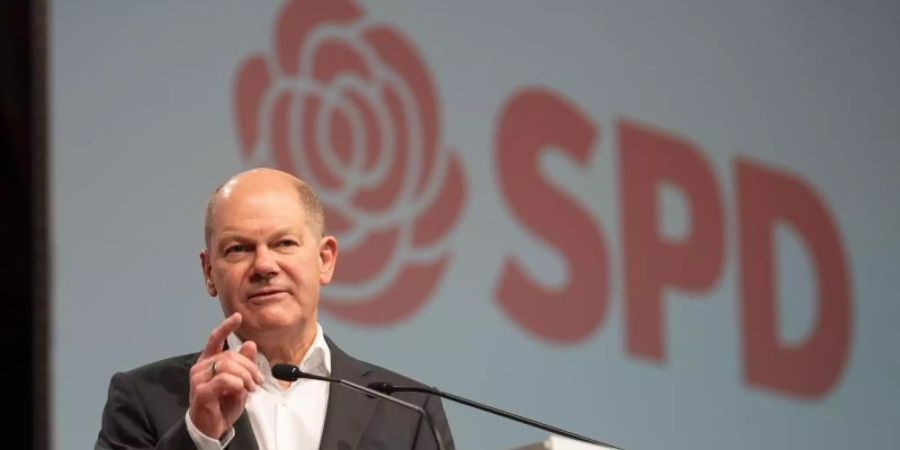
top-left (184, 410), bottom-right (235, 450)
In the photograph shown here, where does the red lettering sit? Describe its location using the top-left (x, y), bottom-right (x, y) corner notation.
top-left (737, 159), bottom-right (852, 397)
top-left (620, 119), bottom-right (725, 361)
top-left (494, 88), bottom-right (609, 343)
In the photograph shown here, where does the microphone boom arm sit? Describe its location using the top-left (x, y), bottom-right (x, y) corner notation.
top-left (273, 366), bottom-right (448, 450)
top-left (370, 383), bottom-right (620, 450)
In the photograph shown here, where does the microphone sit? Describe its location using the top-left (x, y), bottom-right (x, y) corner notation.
top-left (367, 382), bottom-right (621, 450)
top-left (271, 364), bottom-right (448, 450)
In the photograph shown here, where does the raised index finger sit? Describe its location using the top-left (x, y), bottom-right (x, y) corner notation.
top-left (199, 312), bottom-right (242, 360)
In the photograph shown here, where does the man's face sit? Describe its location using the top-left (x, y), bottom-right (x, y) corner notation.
top-left (200, 183), bottom-right (337, 340)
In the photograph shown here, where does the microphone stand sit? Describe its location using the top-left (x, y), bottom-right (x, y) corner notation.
top-left (272, 364), bottom-right (448, 450)
top-left (368, 382), bottom-right (620, 450)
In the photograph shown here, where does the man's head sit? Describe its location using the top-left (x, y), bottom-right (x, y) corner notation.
top-left (203, 170), bottom-right (326, 247)
top-left (200, 168), bottom-right (337, 342)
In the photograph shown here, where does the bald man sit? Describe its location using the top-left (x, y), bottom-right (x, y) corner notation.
top-left (95, 169), bottom-right (454, 450)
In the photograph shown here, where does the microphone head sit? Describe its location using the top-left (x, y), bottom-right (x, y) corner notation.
top-left (271, 363), bottom-right (301, 381)
top-left (367, 381), bottom-right (396, 394)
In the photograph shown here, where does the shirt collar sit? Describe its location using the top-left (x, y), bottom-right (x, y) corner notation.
top-left (226, 323), bottom-right (332, 384)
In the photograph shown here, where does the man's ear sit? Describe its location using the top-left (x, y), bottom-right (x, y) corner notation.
top-left (199, 249), bottom-right (217, 297)
top-left (318, 236), bottom-right (338, 285)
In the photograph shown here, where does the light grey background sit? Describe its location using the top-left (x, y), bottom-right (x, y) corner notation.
top-left (52, 1), bottom-right (900, 449)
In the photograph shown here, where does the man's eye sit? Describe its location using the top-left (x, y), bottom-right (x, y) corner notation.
top-left (224, 244), bottom-right (249, 255)
top-left (276, 240), bottom-right (298, 248)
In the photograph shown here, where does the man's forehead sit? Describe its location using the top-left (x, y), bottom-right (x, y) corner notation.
top-left (214, 189), bottom-right (305, 221)
top-left (204, 168), bottom-right (323, 246)
top-left (218, 177), bottom-right (241, 199)
top-left (217, 173), bottom-right (298, 201)
top-left (209, 197), bottom-right (309, 245)
top-left (217, 224), bottom-right (306, 241)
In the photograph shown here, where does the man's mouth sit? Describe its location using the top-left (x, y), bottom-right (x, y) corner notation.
top-left (247, 289), bottom-right (286, 303)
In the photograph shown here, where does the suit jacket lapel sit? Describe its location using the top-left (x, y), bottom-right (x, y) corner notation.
top-left (229, 413), bottom-right (259, 450)
top-left (318, 337), bottom-right (377, 450)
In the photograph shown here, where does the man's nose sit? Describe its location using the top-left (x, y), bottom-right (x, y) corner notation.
top-left (251, 246), bottom-right (279, 279)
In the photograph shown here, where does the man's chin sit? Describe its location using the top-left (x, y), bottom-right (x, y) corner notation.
top-left (245, 309), bottom-right (303, 332)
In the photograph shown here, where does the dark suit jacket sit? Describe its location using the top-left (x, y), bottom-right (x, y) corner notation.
top-left (95, 336), bottom-right (454, 450)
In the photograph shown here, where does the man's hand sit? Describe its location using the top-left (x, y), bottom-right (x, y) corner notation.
top-left (188, 313), bottom-right (264, 439)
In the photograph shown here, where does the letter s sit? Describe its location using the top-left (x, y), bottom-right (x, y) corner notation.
top-left (494, 88), bottom-right (609, 343)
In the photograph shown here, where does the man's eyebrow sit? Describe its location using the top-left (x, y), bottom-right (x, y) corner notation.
top-left (216, 231), bottom-right (246, 242)
top-left (270, 227), bottom-right (300, 237)
top-left (214, 232), bottom-right (248, 250)
top-left (216, 227), bottom-right (301, 244)
top-left (216, 233), bottom-right (246, 251)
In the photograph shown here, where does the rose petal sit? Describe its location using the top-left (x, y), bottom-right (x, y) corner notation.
top-left (270, 90), bottom-right (296, 172)
top-left (364, 26), bottom-right (438, 195)
top-left (275, 0), bottom-right (361, 76)
top-left (302, 95), bottom-right (343, 189)
top-left (412, 152), bottom-right (466, 248)
top-left (328, 106), bottom-right (353, 167)
top-left (330, 227), bottom-right (399, 284)
top-left (320, 257), bottom-right (448, 325)
top-left (323, 205), bottom-right (352, 234)
top-left (345, 90), bottom-right (381, 171)
top-left (233, 55), bottom-right (270, 159)
top-left (312, 39), bottom-right (371, 84)
top-left (351, 83), bottom-right (407, 212)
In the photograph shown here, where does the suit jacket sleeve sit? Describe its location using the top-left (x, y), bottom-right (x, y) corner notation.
top-left (95, 371), bottom-right (196, 450)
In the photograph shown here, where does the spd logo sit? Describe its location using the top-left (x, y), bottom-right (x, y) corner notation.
top-left (232, 0), bottom-right (466, 325)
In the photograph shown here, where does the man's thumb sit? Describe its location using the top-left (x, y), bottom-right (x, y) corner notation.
top-left (239, 340), bottom-right (257, 360)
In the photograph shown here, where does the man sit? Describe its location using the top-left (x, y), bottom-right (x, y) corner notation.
top-left (95, 168), bottom-right (454, 450)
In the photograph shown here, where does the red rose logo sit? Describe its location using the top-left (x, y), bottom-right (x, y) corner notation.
top-left (233, 0), bottom-right (466, 325)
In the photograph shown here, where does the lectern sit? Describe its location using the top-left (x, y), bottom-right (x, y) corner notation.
top-left (512, 435), bottom-right (617, 450)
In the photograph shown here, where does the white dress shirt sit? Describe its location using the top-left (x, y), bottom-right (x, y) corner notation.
top-left (186, 323), bottom-right (332, 450)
